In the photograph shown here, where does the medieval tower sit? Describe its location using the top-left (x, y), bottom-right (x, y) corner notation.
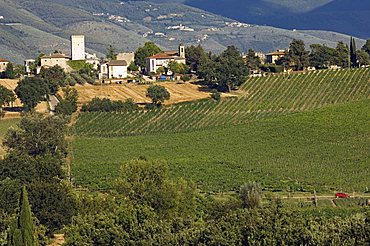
top-left (71, 35), bottom-right (85, 60)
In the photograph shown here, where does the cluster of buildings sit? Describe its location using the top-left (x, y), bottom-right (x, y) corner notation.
top-left (22, 35), bottom-right (187, 81)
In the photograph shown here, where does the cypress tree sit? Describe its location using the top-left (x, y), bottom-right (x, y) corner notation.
top-left (350, 37), bottom-right (359, 68)
top-left (8, 186), bottom-right (36, 246)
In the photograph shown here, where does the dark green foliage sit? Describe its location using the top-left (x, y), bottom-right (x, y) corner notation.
top-left (1, 63), bottom-right (16, 79)
top-left (216, 46), bottom-right (249, 91)
top-left (27, 180), bottom-right (77, 233)
top-left (180, 74), bottom-right (191, 83)
top-left (186, 45), bottom-right (207, 72)
top-left (8, 186), bottom-right (36, 246)
top-left (197, 52), bottom-right (218, 83)
top-left (14, 77), bottom-right (49, 111)
top-left (210, 89), bottom-right (220, 101)
top-left (362, 39), bottom-right (370, 55)
top-left (128, 61), bottom-right (139, 72)
top-left (39, 65), bottom-right (66, 95)
top-left (0, 178), bottom-right (21, 214)
top-left (357, 50), bottom-right (370, 66)
top-left (334, 41), bottom-right (350, 68)
top-left (70, 72), bottom-right (86, 85)
top-left (0, 114), bottom-right (76, 232)
top-left (65, 75), bottom-right (77, 86)
top-left (81, 98), bottom-right (139, 112)
top-left (55, 87), bottom-right (78, 116)
top-left (146, 85), bottom-right (170, 106)
top-left (286, 39), bottom-right (309, 70)
top-left (2, 114), bottom-right (68, 158)
top-left (0, 85), bottom-right (16, 114)
top-left (245, 49), bottom-right (261, 70)
top-left (134, 42), bottom-right (162, 69)
top-left (106, 45), bottom-right (117, 60)
top-left (260, 64), bottom-right (284, 73)
top-left (350, 37), bottom-right (359, 68)
top-left (168, 61), bottom-right (189, 75)
top-left (115, 159), bottom-right (197, 218)
top-left (309, 44), bottom-right (336, 68)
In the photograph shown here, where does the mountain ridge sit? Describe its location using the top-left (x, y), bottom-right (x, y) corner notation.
top-left (0, 0), bottom-right (366, 63)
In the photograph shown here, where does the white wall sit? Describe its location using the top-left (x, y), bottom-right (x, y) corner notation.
top-left (71, 35), bottom-right (85, 61)
top-left (109, 65), bottom-right (127, 79)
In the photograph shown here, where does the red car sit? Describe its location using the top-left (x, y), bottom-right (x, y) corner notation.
top-left (335, 192), bottom-right (350, 198)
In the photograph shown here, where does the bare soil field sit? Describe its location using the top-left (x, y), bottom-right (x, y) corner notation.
top-left (75, 82), bottom-right (219, 105)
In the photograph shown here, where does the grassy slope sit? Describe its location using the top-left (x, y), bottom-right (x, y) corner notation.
top-left (72, 99), bottom-right (370, 192)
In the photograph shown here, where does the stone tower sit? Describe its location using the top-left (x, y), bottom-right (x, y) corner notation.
top-left (179, 44), bottom-right (185, 58)
top-left (71, 35), bottom-right (85, 60)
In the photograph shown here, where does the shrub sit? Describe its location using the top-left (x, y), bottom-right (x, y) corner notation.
top-left (239, 182), bottom-right (262, 209)
top-left (211, 89), bottom-right (221, 101)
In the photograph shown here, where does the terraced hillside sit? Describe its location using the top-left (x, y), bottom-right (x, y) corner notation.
top-left (75, 68), bottom-right (370, 137)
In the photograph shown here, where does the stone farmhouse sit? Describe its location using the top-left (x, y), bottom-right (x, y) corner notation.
top-left (266, 49), bottom-right (286, 64)
top-left (0, 58), bottom-right (9, 72)
top-left (41, 53), bottom-right (70, 71)
top-left (145, 44), bottom-right (186, 74)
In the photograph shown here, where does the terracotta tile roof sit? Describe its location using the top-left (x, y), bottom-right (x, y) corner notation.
top-left (266, 51), bottom-right (286, 56)
top-left (146, 51), bottom-right (182, 59)
top-left (108, 60), bottom-right (128, 66)
top-left (0, 58), bottom-right (9, 62)
top-left (42, 54), bottom-right (70, 59)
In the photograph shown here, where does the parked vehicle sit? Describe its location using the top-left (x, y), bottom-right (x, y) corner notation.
top-left (335, 192), bottom-right (350, 198)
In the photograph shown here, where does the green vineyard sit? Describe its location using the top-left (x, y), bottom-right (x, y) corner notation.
top-left (74, 68), bottom-right (370, 137)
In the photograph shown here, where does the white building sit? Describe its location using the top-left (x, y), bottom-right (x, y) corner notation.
top-left (24, 59), bottom-right (35, 75)
top-left (0, 58), bottom-right (9, 72)
top-left (100, 60), bottom-right (128, 79)
top-left (85, 53), bottom-right (100, 70)
top-left (145, 44), bottom-right (186, 74)
top-left (71, 35), bottom-right (85, 61)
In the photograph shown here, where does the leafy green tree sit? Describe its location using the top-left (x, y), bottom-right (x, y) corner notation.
top-left (128, 61), bottom-right (139, 72)
top-left (334, 41), bottom-right (349, 68)
top-left (186, 45), bottom-right (206, 72)
top-left (197, 52), bottom-right (218, 83)
top-left (239, 182), bottom-right (262, 209)
top-left (357, 50), bottom-right (370, 66)
top-left (2, 63), bottom-right (16, 79)
top-left (8, 186), bottom-right (36, 246)
top-left (216, 46), bottom-right (249, 92)
top-left (362, 39), bottom-right (370, 55)
top-left (0, 85), bottom-right (16, 115)
top-left (15, 77), bottom-right (49, 112)
top-left (146, 85), bottom-right (170, 106)
top-left (106, 45), bottom-right (117, 60)
top-left (245, 49), bottom-right (261, 70)
top-left (39, 65), bottom-right (66, 94)
top-left (156, 66), bottom-right (165, 75)
top-left (286, 39), bottom-right (309, 70)
top-left (115, 159), bottom-right (197, 218)
top-left (309, 44), bottom-right (336, 68)
top-left (168, 61), bottom-right (189, 75)
top-left (3, 114), bottom-right (68, 158)
top-left (180, 74), bottom-right (191, 83)
top-left (135, 42), bottom-right (161, 68)
top-left (55, 87), bottom-right (78, 116)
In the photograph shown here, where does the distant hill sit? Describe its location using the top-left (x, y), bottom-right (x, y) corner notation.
top-left (185, 0), bottom-right (370, 38)
top-left (0, 0), bottom-right (365, 63)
